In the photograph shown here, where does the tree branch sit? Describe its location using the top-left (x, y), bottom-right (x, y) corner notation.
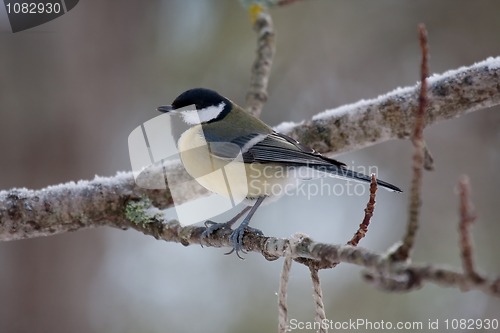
top-left (1, 174), bottom-right (499, 297)
top-left (276, 56), bottom-right (500, 155)
top-left (2, 57), bottom-right (498, 242)
top-left (0, 172), bottom-right (174, 241)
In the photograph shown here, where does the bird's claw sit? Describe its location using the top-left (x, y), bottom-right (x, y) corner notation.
top-left (201, 220), bottom-right (263, 259)
top-left (225, 225), bottom-right (263, 259)
top-left (200, 220), bottom-right (232, 247)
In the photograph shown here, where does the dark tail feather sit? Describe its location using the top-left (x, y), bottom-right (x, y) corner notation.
top-left (311, 165), bottom-right (402, 192)
top-left (344, 168), bottom-right (402, 192)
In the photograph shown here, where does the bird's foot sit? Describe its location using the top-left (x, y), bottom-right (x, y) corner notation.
top-left (200, 220), bottom-right (233, 245)
top-left (201, 220), bottom-right (263, 258)
top-left (226, 225), bottom-right (263, 259)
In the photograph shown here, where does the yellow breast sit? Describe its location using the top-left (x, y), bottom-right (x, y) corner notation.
top-left (178, 126), bottom-right (295, 200)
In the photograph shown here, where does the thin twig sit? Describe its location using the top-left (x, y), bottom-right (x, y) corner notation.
top-left (348, 174), bottom-right (378, 246)
top-left (299, 175), bottom-right (378, 330)
top-left (392, 24), bottom-right (429, 261)
top-left (277, 0), bottom-right (308, 6)
top-left (246, 5), bottom-right (275, 117)
top-left (457, 176), bottom-right (484, 283)
top-left (300, 174), bottom-right (378, 271)
top-left (423, 144), bottom-right (435, 171)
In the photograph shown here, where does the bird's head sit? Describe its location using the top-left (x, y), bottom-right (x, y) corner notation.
top-left (158, 88), bottom-right (231, 124)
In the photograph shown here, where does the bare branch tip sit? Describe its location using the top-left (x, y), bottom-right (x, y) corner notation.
top-left (347, 174), bottom-right (377, 247)
top-left (423, 144), bottom-right (435, 171)
top-left (277, 0), bottom-right (307, 6)
top-left (457, 175), bottom-right (484, 283)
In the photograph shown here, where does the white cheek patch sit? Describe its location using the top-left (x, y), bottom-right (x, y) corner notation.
top-left (179, 110), bottom-right (199, 125)
top-left (179, 102), bottom-right (226, 125)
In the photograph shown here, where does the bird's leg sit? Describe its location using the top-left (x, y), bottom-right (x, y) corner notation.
top-left (201, 206), bottom-right (251, 243)
top-left (227, 196), bottom-right (266, 258)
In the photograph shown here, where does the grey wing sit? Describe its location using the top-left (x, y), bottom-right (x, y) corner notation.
top-left (207, 131), bottom-right (402, 192)
top-left (205, 141), bottom-right (244, 160)
top-left (205, 131), bottom-right (346, 168)
top-left (241, 132), bottom-right (346, 168)
top-left (204, 133), bottom-right (263, 160)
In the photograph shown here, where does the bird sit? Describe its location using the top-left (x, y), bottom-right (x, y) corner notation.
top-left (158, 88), bottom-right (401, 257)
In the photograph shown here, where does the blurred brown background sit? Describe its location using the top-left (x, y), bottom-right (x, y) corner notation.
top-left (1, 1), bottom-right (499, 332)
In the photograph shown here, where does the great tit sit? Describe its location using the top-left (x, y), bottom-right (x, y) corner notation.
top-left (158, 88), bottom-right (401, 257)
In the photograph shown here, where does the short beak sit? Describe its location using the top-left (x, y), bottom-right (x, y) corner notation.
top-left (157, 105), bottom-right (174, 113)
